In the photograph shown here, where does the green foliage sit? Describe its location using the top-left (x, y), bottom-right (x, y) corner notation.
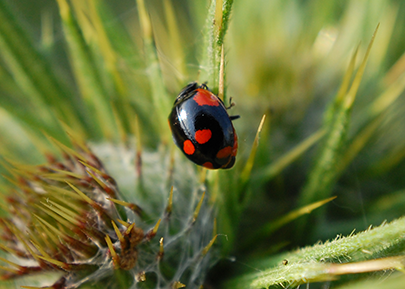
top-left (226, 217), bottom-right (405, 288)
top-left (0, 0), bottom-right (405, 288)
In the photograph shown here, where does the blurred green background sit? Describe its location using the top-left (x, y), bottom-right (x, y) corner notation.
top-left (1, 0), bottom-right (405, 288)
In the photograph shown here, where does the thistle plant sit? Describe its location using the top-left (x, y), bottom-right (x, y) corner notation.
top-left (0, 0), bottom-right (232, 288)
top-left (1, 1), bottom-right (405, 289)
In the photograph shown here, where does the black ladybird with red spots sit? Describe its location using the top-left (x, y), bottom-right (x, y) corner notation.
top-left (168, 82), bottom-right (238, 169)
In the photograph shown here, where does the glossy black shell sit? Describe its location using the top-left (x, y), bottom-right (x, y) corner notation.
top-left (168, 82), bottom-right (237, 169)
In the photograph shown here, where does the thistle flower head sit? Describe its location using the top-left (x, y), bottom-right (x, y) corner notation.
top-left (0, 137), bottom-right (217, 288)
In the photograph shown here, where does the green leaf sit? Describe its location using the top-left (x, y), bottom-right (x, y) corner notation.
top-left (297, 25), bottom-right (380, 238)
top-left (225, 216), bottom-right (405, 289)
top-left (200, 0), bottom-right (234, 97)
top-left (0, 1), bottom-right (80, 142)
top-left (56, 0), bottom-right (117, 140)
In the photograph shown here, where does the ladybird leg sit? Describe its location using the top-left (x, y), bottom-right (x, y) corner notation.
top-left (227, 97), bottom-right (240, 120)
top-left (226, 97), bottom-right (236, 109)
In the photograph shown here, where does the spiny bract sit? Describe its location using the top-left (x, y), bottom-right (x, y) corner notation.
top-left (0, 138), bottom-right (217, 289)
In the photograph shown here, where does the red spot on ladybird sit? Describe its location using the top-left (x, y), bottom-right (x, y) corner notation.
top-left (195, 129), bottom-right (212, 144)
top-left (203, 162), bottom-right (214, 169)
top-left (193, 89), bottom-right (220, 106)
top-left (216, 146), bottom-right (232, 159)
top-left (183, 140), bottom-right (195, 155)
top-left (232, 130), bottom-right (238, 157)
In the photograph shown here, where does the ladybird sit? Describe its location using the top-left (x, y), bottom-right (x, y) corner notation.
top-left (168, 82), bottom-right (238, 169)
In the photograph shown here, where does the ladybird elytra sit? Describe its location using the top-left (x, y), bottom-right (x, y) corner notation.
top-left (168, 82), bottom-right (239, 169)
